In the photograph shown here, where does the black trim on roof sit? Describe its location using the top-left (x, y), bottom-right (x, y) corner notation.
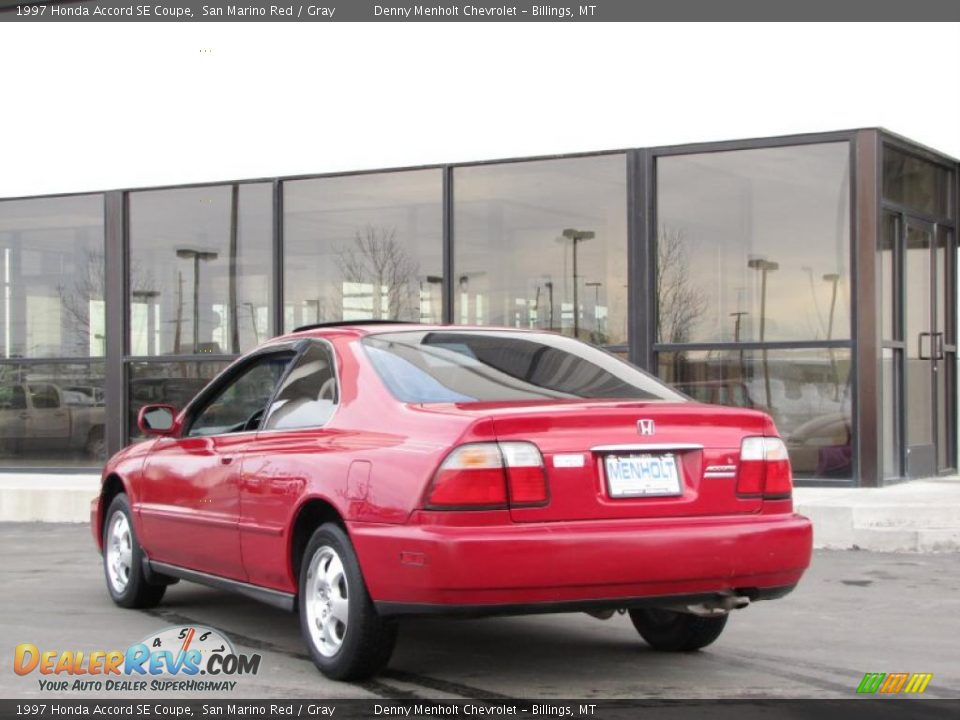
top-left (292, 320), bottom-right (422, 333)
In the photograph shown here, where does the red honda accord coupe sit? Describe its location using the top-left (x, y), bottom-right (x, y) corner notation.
top-left (92, 323), bottom-right (812, 680)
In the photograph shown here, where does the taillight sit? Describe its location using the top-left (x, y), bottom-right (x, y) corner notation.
top-left (426, 442), bottom-right (547, 509)
top-left (737, 436), bottom-right (793, 499)
top-left (500, 442), bottom-right (548, 506)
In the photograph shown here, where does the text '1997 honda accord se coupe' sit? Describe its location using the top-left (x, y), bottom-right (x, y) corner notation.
top-left (92, 323), bottom-right (813, 680)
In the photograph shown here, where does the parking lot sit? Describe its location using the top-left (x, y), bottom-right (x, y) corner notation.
top-left (2, 523), bottom-right (959, 700)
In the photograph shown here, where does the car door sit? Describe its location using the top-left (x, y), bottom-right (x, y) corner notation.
top-left (137, 349), bottom-right (295, 581)
top-left (26, 384), bottom-right (71, 445)
top-left (0, 385), bottom-right (29, 445)
top-left (239, 340), bottom-right (342, 590)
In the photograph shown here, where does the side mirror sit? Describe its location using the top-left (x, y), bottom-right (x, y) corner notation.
top-left (138, 404), bottom-right (177, 436)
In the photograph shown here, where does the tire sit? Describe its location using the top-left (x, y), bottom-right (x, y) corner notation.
top-left (102, 494), bottom-right (166, 609)
top-left (629, 608), bottom-right (728, 652)
top-left (298, 523), bottom-right (397, 680)
top-left (86, 428), bottom-right (106, 461)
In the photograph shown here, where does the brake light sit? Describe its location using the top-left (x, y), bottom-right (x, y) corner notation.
top-left (737, 436), bottom-right (793, 498)
top-left (426, 442), bottom-right (547, 509)
top-left (500, 442), bottom-right (548, 506)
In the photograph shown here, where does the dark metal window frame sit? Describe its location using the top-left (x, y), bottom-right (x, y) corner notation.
top-left (877, 133), bottom-right (959, 483)
top-left (0, 128), bottom-right (957, 487)
top-left (642, 131), bottom-right (860, 487)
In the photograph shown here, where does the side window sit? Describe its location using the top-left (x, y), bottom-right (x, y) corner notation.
top-left (29, 384), bottom-right (60, 409)
top-left (188, 353), bottom-right (293, 437)
top-left (0, 386), bottom-right (27, 410)
top-left (263, 342), bottom-right (339, 431)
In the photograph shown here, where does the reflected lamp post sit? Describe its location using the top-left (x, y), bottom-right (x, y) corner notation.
top-left (747, 256), bottom-right (779, 412)
top-left (559, 228), bottom-right (595, 339)
top-left (132, 289), bottom-right (160, 355)
top-left (176, 248), bottom-right (219, 353)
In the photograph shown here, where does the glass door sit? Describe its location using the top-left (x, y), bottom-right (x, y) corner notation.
top-left (904, 218), bottom-right (956, 476)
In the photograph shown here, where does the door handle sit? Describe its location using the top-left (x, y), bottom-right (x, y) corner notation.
top-left (918, 332), bottom-right (932, 360)
top-left (221, 455), bottom-right (234, 465)
top-left (933, 332), bottom-right (945, 361)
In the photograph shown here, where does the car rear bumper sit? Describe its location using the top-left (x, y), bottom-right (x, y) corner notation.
top-left (349, 511), bottom-right (812, 613)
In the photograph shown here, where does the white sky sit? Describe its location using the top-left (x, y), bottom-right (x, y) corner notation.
top-left (1, 22), bottom-right (958, 198)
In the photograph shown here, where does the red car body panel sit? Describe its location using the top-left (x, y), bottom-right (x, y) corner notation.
top-left (92, 324), bottom-right (813, 612)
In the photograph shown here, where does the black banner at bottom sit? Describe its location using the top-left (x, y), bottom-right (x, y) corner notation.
top-left (2, 699), bottom-right (960, 720)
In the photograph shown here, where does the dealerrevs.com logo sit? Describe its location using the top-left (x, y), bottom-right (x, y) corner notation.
top-left (14, 625), bottom-right (261, 693)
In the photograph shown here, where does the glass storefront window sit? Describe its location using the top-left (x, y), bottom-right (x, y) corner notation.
top-left (128, 184), bottom-right (273, 356)
top-left (283, 170), bottom-right (443, 331)
top-left (0, 195), bottom-right (105, 358)
top-left (0, 362), bottom-right (105, 467)
top-left (658, 347), bottom-right (852, 479)
top-left (127, 360), bottom-right (229, 441)
top-left (657, 143), bottom-right (851, 344)
top-left (453, 155), bottom-right (628, 346)
top-left (883, 146), bottom-right (952, 219)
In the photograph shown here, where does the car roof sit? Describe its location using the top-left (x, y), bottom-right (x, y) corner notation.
top-left (275, 323), bottom-right (543, 343)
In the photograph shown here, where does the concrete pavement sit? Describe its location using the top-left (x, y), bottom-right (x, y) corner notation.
top-left (1, 523), bottom-right (959, 700)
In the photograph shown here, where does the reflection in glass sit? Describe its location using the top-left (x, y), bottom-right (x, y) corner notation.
top-left (883, 146), bottom-right (952, 219)
top-left (127, 360), bottom-right (228, 441)
top-left (904, 223), bottom-right (933, 447)
top-left (0, 195), bottom-right (105, 358)
top-left (453, 155), bottom-right (628, 346)
top-left (658, 348), bottom-right (852, 478)
top-left (880, 213), bottom-right (899, 342)
top-left (283, 171), bottom-right (443, 331)
top-left (0, 362), bottom-right (105, 467)
top-left (881, 348), bottom-right (901, 479)
top-left (128, 184), bottom-right (273, 356)
top-left (657, 143), bottom-right (851, 343)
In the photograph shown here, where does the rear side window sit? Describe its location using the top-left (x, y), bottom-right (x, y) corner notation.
top-left (363, 331), bottom-right (685, 403)
top-left (263, 342), bottom-right (339, 430)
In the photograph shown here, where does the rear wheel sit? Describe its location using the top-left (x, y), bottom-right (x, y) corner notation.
top-left (103, 494), bottom-right (166, 608)
top-left (629, 608), bottom-right (728, 651)
top-left (298, 523), bottom-right (397, 680)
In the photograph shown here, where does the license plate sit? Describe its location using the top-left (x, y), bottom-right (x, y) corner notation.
top-left (604, 454), bottom-right (682, 498)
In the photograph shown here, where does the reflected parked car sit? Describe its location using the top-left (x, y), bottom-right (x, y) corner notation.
top-left (92, 323), bottom-right (813, 680)
top-left (0, 382), bottom-right (106, 458)
top-left (785, 412), bottom-right (852, 478)
top-left (672, 379), bottom-right (766, 412)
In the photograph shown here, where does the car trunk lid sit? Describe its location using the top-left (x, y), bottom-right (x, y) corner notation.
top-left (472, 400), bottom-right (766, 522)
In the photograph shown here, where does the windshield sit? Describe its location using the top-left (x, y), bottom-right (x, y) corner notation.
top-left (362, 330), bottom-right (686, 404)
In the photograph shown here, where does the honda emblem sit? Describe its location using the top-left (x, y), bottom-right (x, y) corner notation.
top-left (637, 419), bottom-right (655, 436)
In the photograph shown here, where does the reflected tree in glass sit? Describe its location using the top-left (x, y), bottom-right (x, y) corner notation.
top-left (656, 227), bottom-right (708, 344)
top-left (335, 225), bottom-right (420, 321)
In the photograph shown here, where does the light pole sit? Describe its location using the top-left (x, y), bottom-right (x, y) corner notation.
top-left (176, 248), bottom-right (219, 353)
top-left (748, 256), bottom-right (779, 412)
top-left (132, 289), bottom-right (160, 355)
top-left (559, 229), bottom-right (595, 339)
top-left (730, 310), bottom-right (748, 377)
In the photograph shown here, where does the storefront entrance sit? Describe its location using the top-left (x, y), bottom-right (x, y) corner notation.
top-left (900, 215), bottom-right (956, 477)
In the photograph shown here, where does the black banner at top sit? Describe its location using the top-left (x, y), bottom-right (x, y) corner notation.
top-left (2, 0), bottom-right (960, 21)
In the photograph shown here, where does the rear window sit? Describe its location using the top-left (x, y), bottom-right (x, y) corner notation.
top-left (362, 330), bottom-right (686, 403)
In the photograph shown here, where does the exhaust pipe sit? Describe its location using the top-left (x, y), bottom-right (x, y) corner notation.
top-left (667, 594), bottom-right (751, 617)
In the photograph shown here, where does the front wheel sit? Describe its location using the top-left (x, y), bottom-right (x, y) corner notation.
top-left (629, 608), bottom-right (728, 652)
top-left (298, 523), bottom-right (397, 681)
top-left (102, 494), bottom-right (166, 608)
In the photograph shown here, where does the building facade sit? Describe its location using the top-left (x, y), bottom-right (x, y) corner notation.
top-left (0, 128), bottom-right (956, 486)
